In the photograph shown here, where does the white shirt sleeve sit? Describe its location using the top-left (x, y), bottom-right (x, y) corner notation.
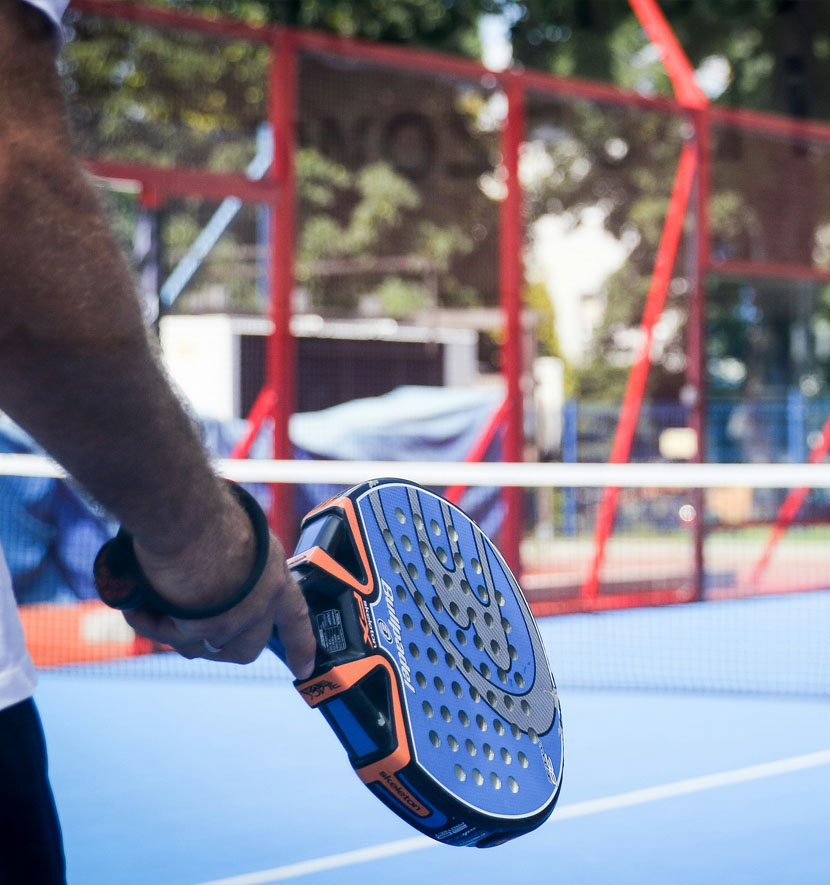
top-left (0, 545), bottom-right (38, 712)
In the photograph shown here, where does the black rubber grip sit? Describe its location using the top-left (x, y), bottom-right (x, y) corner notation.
top-left (93, 481), bottom-right (270, 620)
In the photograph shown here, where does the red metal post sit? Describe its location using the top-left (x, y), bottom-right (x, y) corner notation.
top-left (711, 104), bottom-right (830, 141)
top-left (689, 108), bottom-right (711, 599)
top-left (85, 159), bottom-right (280, 204)
top-left (267, 32), bottom-right (297, 543)
top-left (498, 75), bottom-right (525, 575)
top-left (72, 0), bottom-right (279, 43)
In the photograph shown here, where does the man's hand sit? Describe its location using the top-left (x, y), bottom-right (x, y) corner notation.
top-left (121, 495), bottom-right (317, 679)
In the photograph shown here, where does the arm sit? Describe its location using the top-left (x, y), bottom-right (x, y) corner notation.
top-left (0, 2), bottom-right (316, 675)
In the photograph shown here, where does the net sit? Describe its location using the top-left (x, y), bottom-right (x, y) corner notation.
top-left (2, 453), bottom-right (829, 695)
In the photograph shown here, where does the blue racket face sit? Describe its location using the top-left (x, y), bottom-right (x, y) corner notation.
top-left (355, 480), bottom-right (563, 821)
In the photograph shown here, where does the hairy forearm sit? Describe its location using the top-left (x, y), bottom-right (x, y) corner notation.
top-left (0, 154), bottom-right (225, 553)
top-left (0, 14), bottom-right (226, 560)
top-left (0, 4), bottom-right (317, 673)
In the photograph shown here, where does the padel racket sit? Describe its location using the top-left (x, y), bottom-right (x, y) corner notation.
top-left (94, 477), bottom-right (563, 847)
top-left (271, 478), bottom-right (563, 847)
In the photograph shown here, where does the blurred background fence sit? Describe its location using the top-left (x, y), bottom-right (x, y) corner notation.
top-left (1, 0), bottom-right (830, 687)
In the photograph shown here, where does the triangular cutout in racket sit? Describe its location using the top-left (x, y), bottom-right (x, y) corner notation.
top-left (270, 478), bottom-right (563, 848)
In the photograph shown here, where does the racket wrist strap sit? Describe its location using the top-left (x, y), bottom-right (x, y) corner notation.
top-left (93, 480), bottom-right (271, 620)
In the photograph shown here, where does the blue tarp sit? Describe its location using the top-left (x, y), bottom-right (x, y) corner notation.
top-left (1, 386), bottom-right (504, 604)
top-left (0, 416), bottom-right (113, 603)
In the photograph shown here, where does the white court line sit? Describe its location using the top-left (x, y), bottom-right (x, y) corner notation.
top-left (193, 749), bottom-right (830, 885)
top-left (194, 837), bottom-right (433, 885)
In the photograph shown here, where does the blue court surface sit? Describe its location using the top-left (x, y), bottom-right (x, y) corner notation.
top-left (36, 604), bottom-right (830, 885)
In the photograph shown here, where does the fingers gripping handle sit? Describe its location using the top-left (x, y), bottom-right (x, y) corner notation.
top-left (268, 629), bottom-right (288, 662)
top-left (269, 548), bottom-right (367, 677)
top-left (269, 501), bottom-right (371, 673)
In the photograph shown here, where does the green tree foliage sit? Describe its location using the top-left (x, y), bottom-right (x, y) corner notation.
top-left (185, 0), bottom-right (483, 55)
top-left (295, 148), bottom-right (474, 315)
top-left (500, 0), bottom-right (830, 400)
top-left (63, 0), bottom-right (495, 316)
top-left (63, 1), bottom-right (830, 397)
top-left (64, 14), bottom-right (270, 166)
top-left (502, 0), bottom-right (830, 119)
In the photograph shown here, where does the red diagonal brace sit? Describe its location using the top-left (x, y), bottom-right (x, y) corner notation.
top-left (749, 413), bottom-right (830, 585)
top-left (230, 386), bottom-right (278, 460)
top-left (445, 397), bottom-right (510, 506)
top-left (628, 0), bottom-right (708, 109)
top-left (581, 141), bottom-right (698, 601)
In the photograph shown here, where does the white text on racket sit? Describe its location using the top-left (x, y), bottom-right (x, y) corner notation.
top-left (380, 579), bottom-right (415, 693)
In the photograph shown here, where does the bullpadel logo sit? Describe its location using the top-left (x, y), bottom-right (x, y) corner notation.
top-left (379, 578), bottom-right (415, 693)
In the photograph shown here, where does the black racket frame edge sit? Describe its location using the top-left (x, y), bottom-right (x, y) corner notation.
top-left (270, 478), bottom-right (560, 848)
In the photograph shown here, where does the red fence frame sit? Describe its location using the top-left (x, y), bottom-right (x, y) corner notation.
top-left (70, 0), bottom-right (830, 601)
top-left (70, 0), bottom-right (689, 568)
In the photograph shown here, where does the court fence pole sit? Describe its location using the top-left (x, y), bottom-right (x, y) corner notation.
top-left (267, 29), bottom-right (297, 546)
top-left (498, 74), bottom-right (526, 575)
top-left (690, 107), bottom-right (712, 601)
